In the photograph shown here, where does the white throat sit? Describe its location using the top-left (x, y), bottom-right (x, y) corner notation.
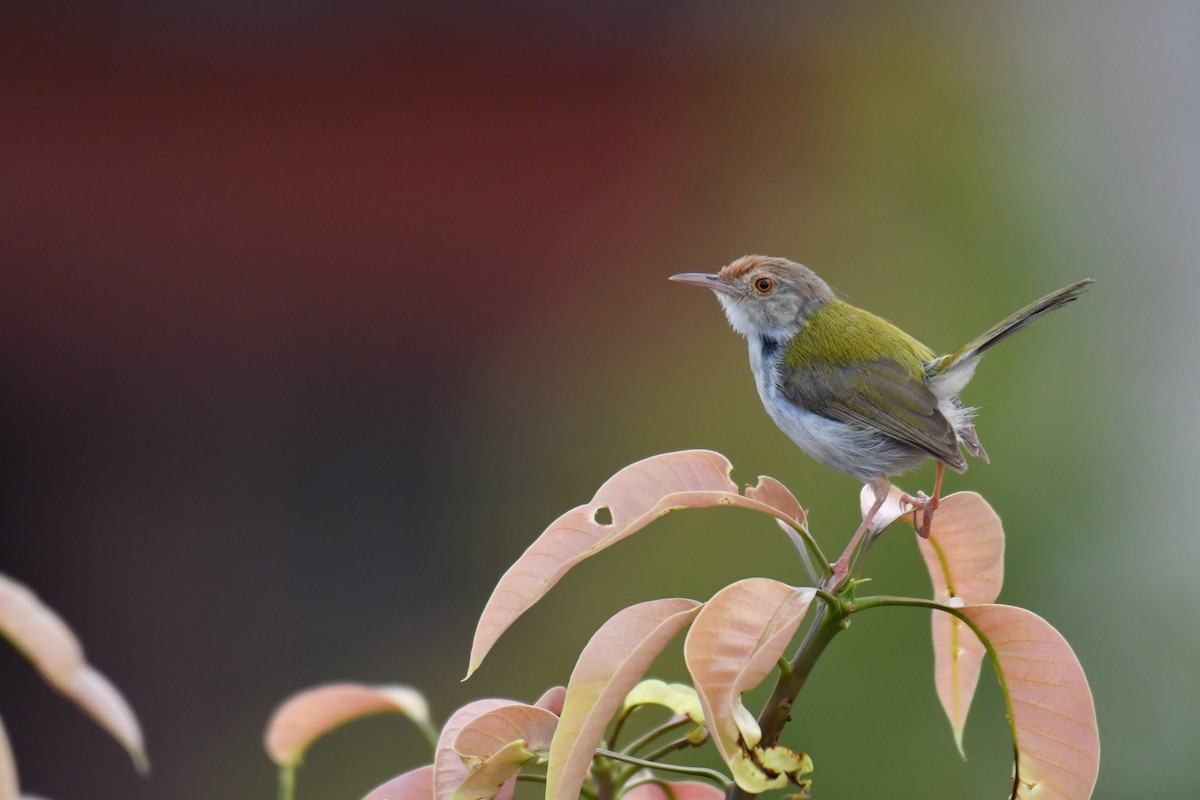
top-left (714, 294), bottom-right (798, 341)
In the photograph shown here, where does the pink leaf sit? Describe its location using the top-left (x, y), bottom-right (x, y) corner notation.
top-left (916, 492), bottom-right (1004, 756)
top-left (1, 717), bottom-right (18, 800)
top-left (533, 686), bottom-right (566, 716)
top-left (684, 579), bottom-right (814, 776)
top-left (449, 741), bottom-right (530, 800)
top-left (0, 573), bottom-right (148, 773)
top-left (265, 682), bottom-right (429, 769)
top-left (453, 703), bottom-right (559, 760)
top-left (621, 780), bottom-right (725, 800)
top-left (361, 764), bottom-right (434, 800)
top-left (858, 483), bottom-right (915, 533)
top-left (435, 699), bottom-right (514, 800)
top-left (956, 605), bottom-right (1099, 800)
top-left (546, 598), bottom-right (702, 800)
top-left (466, 450), bottom-right (807, 677)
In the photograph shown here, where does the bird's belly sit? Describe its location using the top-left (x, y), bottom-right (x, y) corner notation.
top-left (756, 380), bottom-right (926, 483)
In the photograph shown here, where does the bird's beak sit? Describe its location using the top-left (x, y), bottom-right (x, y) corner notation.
top-left (668, 272), bottom-right (740, 297)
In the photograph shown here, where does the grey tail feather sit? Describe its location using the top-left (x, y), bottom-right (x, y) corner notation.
top-left (929, 278), bottom-right (1094, 375)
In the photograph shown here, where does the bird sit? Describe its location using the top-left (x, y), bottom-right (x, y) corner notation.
top-left (670, 255), bottom-right (1092, 587)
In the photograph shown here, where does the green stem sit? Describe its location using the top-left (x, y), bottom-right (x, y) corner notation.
top-left (622, 716), bottom-right (693, 756)
top-left (595, 748), bottom-right (733, 789)
top-left (278, 767), bottom-right (295, 800)
top-left (615, 736), bottom-right (694, 786)
top-left (415, 717), bottom-right (441, 752)
top-left (595, 753), bottom-right (616, 800)
top-left (779, 520), bottom-right (832, 583)
top-left (608, 706), bottom-right (636, 750)
top-left (849, 595), bottom-right (944, 614)
top-left (849, 592), bottom-right (1026, 790)
top-left (640, 737), bottom-right (693, 765)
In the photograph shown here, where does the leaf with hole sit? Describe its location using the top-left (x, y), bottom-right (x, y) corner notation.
top-left (466, 450), bottom-right (810, 678)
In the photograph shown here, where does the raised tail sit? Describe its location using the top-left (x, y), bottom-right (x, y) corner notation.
top-left (927, 278), bottom-right (1094, 382)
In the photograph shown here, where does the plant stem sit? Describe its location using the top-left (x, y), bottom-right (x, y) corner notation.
top-left (615, 736), bottom-right (694, 786)
top-left (595, 748), bottom-right (733, 789)
top-left (779, 520), bottom-right (831, 584)
top-left (415, 717), bottom-right (441, 752)
top-left (723, 599), bottom-right (848, 800)
top-left (849, 595), bottom-right (943, 614)
top-left (640, 737), bottom-right (693, 765)
top-left (608, 706), bottom-right (636, 750)
top-left (595, 754), bottom-right (616, 800)
top-left (278, 767), bottom-right (295, 800)
top-left (623, 716), bottom-right (693, 756)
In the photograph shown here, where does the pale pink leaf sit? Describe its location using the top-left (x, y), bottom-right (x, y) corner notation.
top-left (915, 492), bottom-right (1004, 756)
top-left (546, 598), bottom-right (702, 800)
top-left (64, 666), bottom-right (148, 774)
top-left (684, 579), bottom-right (814, 776)
top-left (0, 716), bottom-right (18, 800)
top-left (956, 604), bottom-right (1099, 800)
top-left (858, 483), bottom-right (915, 532)
top-left (265, 682), bottom-right (429, 768)
top-left (621, 780), bottom-right (725, 800)
top-left (453, 703), bottom-right (558, 760)
top-left (466, 450), bottom-right (808, 677)
top-left (0, 573), bottom-right (148, 773)
top-left (435, 699), bottom-right (513, 800)
top-left (361, 764), bottom-right (434, 800)
top-left (448, 740), bottom-right (532, 800)
top-left (533, 686), bottom-right (566, 716)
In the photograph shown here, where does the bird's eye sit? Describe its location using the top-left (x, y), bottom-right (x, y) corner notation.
top-left (753, 276), bottom-right (775, 293)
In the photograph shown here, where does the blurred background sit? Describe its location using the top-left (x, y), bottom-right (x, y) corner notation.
top-left (2, 2), bottom-right (1196, 798)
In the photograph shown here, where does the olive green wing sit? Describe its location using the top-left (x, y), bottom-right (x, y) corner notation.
top-left (780, 358), bottom-right (967, 471)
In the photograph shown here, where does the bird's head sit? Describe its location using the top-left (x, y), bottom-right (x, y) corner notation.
top-left (670, 255), bottom-right (833, 340)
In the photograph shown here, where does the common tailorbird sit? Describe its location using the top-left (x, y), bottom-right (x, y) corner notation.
top-left (671, 255), bottom-right (1092, 585)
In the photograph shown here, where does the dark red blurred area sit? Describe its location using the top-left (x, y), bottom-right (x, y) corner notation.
top-left (1, 6), bottom-right (745, 797)
top-left (2, 5), bottom-right (710, 394)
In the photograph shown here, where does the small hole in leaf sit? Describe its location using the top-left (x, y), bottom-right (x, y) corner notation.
top-left (593, 506), bottom-right (613, 525)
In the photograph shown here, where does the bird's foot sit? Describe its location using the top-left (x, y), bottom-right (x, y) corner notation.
top-left (899, 490), bottom-right (940, 538)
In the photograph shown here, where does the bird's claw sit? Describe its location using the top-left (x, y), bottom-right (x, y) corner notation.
top-left (899, 491), bottom-right (939, 538)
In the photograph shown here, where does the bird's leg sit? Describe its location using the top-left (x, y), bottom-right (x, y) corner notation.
top-left (825, 479), bottom-right (890, 590)
top-left (921, 461), bottom-right (945, 536)
top-left (900, 462), bottom-right (945, 538)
